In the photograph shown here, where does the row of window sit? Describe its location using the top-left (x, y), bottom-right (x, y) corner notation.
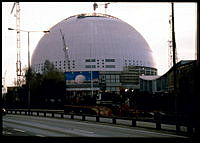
top-left (85, 59), bottom-right (146, 63)
top-left (85, 59), bottom-right (115, 63)
top-left (35, 59), bottom-right (148, 66)
top-left (34, 59), bottom-right (149, 69)
top-left (85, 65), bottom-right (116, 68)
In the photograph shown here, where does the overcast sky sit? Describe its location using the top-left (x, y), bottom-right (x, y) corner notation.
top-left (2, 2), bottom-right (197, 86)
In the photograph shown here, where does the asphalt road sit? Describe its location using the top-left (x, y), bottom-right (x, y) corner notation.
top-left (3, 114), bottom-right (187, 137)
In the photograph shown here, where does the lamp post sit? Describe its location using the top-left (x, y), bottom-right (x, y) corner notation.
top-left (8, 28), bottom-right (49, 113)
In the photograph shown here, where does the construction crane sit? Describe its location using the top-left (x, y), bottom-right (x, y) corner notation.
top-left (93, 2), bottom-right (111, 14)
top-left (59, 29), bottom-right (70, 72)
top-left (2, 70), bottom-right (7, 95)
top-left (10, 2), bottom-right (22, 87)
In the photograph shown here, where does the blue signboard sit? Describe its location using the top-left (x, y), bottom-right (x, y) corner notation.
top-left (65, 71), bottom-right (99, 84)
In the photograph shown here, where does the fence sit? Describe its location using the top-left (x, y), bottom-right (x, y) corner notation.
top-left (6, 109), bottom-right (195, 136)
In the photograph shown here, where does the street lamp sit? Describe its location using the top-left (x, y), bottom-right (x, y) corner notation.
top-left (8, 28), bottom-right (50, 113)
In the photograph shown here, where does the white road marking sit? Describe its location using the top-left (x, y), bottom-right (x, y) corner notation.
top-left (36, 134), bottom-right (46, 137)
top-left (13, 128), bottom-right (25, 133)
top-left (73, 129), bottom-right (94, 134)
top-left (3, 131), bottom-right (12, 135)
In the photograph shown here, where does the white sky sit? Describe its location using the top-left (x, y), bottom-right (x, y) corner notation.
top-left (2, 2), bottom-right (197, 86)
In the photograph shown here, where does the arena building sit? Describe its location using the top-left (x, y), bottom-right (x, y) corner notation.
top-left (31, 13), bottom-right (157, 97)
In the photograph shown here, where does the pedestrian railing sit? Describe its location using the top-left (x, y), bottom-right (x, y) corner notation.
top-left (6, 109), bottom-right (194, 136)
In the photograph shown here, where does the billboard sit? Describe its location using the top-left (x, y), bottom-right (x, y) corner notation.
top-left (65, 71), bottom-right (99, 84)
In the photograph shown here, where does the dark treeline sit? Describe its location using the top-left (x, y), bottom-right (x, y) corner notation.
top-left (3, 60), bottom-right (199, 116)
top-left (3, 60), bottom-right (66, 109)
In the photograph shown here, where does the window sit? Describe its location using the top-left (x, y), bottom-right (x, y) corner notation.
top-left (106, 75), bottom-right (110, 79)
top-left (105, 59), bottom-right (115, 62)
top-left (85, 65), bottom-right (96, 68)
top-left (85, 59), bottom-right (96, 62)
top-left (106, 65), bottom-right (115, 68)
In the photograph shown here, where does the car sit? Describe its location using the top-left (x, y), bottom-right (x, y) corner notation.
top-left (2, 108), bottom-right (7, 116)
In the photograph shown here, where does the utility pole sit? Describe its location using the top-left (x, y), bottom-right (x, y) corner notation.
top-left (171, 2), bottom-right (179, 132)
top-left (8, 28), bottom-right (49, 114)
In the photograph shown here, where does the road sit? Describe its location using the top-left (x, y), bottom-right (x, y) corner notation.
top-left (3, 114), bottom-right (187, 137)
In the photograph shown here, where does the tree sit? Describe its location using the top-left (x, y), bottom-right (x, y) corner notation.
top-left (30, 60), bottom-right (65, 109)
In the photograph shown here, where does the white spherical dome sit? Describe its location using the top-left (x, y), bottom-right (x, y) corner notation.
top-left (31, 13), bottom-right (156, 73)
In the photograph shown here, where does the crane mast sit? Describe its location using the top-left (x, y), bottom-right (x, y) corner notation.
top-left (11, 2), bottom-right (22, 86)
top-left (60, 29), bottom-right (70, 72)
top-left (93, 2), bottom-right (111, 14)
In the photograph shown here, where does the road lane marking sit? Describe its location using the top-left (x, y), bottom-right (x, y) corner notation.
top-left (13, 128), bottom-right (25, 133)
top-left (3, 131), bottom-right (12, 135)
top-left (73, 129), bottom-right (94, 134)
top-left (36, 134), bottom-right (46, 137)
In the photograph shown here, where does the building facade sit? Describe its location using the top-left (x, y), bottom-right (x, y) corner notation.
top-left (139, 60), bottom-right (196, 94)
top-left (31, 13), bottom-right (157, 98)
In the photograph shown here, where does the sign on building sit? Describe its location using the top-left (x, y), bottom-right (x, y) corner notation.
top-left (65, 71), bottom-right (99, 84)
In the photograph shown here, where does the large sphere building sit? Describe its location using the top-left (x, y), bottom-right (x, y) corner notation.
top-left (31, 13), bottom-right (157, 94)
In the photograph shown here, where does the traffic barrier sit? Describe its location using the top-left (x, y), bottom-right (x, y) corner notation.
top-left (132, 119), bottom-right (136, 127)
top-left (82, 115), bottom-right (86, 121)
top-left (156, 120), bottom-right (161, 130)
top-left (96, 116), bottom-right (100, 122)
top-left (61, 113), bottom-right (64, 118)
top-left (52, 112), bottom-right (54, 117)
top-left (71, 114), bottom-right (74, 119)
top-left (112, 118), bottom-right (116, 124)
top-left (6, 109), bottom-right (193, 136)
